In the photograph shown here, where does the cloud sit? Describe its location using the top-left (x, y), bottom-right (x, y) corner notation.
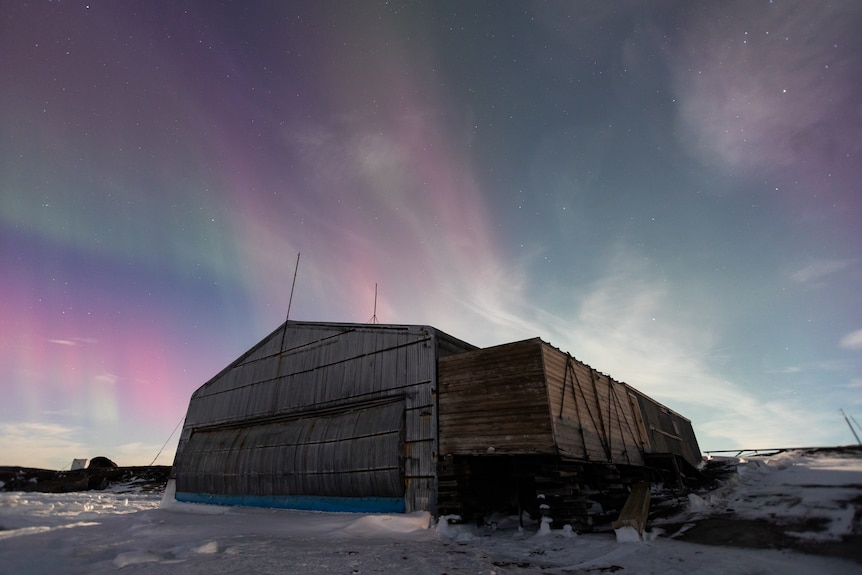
top-left (524, 244), bottom-right (838, 450)
top-left (113, 441), bottom-right (177, 467)
top-left (47, 337), bottom-right (99, 347)
top-left (94, 373), bottom-right (119, 386)
top-left (697, 403), bottom-right (840, 449)
top-left (840, 329), bottom-right (862, 351)
top-left (669, 2), bottom-right (861, 182)
top-left (767, 365), bottom-right (803, 375)
top-left (791, 259), bottom-right (856, 284)
top-left (280, 103), bottom-right (533, 342)
top-left (0, 421), bottom-right (166, 468)
top-left (0, 422), bottom-right (87, 469)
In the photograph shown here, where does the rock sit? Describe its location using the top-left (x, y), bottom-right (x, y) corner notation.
top-left (88, 457), bottom-right (118, 469)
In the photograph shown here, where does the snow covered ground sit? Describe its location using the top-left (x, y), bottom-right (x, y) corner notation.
top-left (1, 448), bottom-right (859, 574)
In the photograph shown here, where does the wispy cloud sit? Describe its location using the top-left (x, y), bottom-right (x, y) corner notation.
top-left (94, 373), bottom-right (119, 386)
top-left (791, 259), bottom-right (857, 285)
top-left (840, 329), bottom-right (862, 351)
top-left (47, 337), bottom-right (98, 347)
top-left (765, 360), bottom-right (850, 376)
top-left (0, 422), bottom-right (87, 469)
top-left (669, 2), bottom-right (860, 195)
top-left (0, 421), bottom-right (162, 468)
top-left (524, 244), bottom-right (840, 450)
top-left (113, 440), bottom-right (179, 466)
top-left (697, 404), bottom-right (840, 450)
top-left (767, 365), bottom-right (803, 375)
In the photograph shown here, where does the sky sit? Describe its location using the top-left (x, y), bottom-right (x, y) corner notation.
top-left (1, 1), bottom-right (861, 469)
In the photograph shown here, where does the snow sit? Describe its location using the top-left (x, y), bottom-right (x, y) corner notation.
top-left (614, 525), bottom-right (642, 543)
top-left (1, 449), bottom-right (860, 574)
top-left (665, 450), bottom-right (862, 543)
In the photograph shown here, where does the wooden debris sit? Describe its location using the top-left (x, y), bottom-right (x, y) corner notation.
top-left (612, 482), bottom-right (651, 541)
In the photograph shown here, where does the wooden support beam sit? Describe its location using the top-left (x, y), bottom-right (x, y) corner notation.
top-left (612, 482), bottom-right (651, 541)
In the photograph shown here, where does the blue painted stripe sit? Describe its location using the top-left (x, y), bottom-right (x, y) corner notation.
top-left (174, 492), bottom-right (406, 514)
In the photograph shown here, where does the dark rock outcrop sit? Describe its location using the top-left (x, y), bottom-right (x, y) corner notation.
top-left (87, 456), bottom-right (118, 469)
top-left (0, 465), bottom-right (170, 493)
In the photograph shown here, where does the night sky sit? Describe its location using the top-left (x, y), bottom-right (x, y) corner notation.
top-left (3, 1), bottom-right (861, 469)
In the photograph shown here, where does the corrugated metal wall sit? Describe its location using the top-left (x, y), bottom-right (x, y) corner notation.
top-left (178, 399), bottom-right (405, 499)
top-left (172, 322), bottom-right (475, 513)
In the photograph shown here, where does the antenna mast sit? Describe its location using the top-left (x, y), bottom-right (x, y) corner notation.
top-left (280, 252), bottom-right (301, 350)
top-left (369, 283), bottom-right (379, 324)
top-left (840, 409), bottom-right (862, 446)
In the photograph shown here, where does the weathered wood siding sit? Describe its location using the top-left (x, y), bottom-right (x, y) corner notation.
top-left (543, 344), bottom-right (646, 466)
top-left (438, 339), bottom-right (699, 470)
top-left (628, 389), bottom-right (702, 468)
top-left (438, 339), bottom-right (556, 455)
top-left (172, 322), bottom-right (475, 514)
top-left (174, 320), bottom-right (702, 515)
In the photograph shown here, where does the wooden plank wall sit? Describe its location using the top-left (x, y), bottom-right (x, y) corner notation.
top-left (438, 339), bottom-right (556, 456)
top-left (629, 389), bottom-right (702, 468)
top-left (542, 344), bottom-right (645, 466)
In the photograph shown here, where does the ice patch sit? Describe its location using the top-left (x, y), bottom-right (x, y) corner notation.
top-left (192, 540), bottom-right (219, 554)
top-left (614, 525), bottom-right (642, 543)
top-left (0, 525), bottom-right (53, 540)
top-left (159, 478), bottom-right (177, 509)
top-left (113, 550), bottom-right (163, 567)
top-left (436, 515), bottom-right (478, 541)
top-left (687, 493), bottom-right (710, 513)
top-left (435, 514), bottom-right (460, 539)
top-left (533, 516), bottom-right (553, 537)
top-left (341, 511), bottom-right (431, 536)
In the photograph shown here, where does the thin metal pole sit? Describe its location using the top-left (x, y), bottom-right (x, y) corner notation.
top-left (280, 252), bottom-right (300, 351)
top-left (149, 416), bottom-right (185, 466)
top-left (840, 409), bottom-right (862, 446)
top-left (286, 252), bottom-right (301, 324)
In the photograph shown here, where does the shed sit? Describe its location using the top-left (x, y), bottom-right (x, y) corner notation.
top-left (170, 321), bottom-right (476, 514)
top-left (169, 322), bottom-right (702, 526)
top-left (435, 338), bottom-right (701, 525)
top-left (438, 338), bottom-right (700, 468)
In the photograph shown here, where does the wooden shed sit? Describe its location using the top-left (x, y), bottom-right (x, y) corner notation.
top-left (170, 321), bottom-right (476, 514)
top-left (169, 323), bottom-right (701, 527)
top-left (435, 338), bottom-right (701, 526)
